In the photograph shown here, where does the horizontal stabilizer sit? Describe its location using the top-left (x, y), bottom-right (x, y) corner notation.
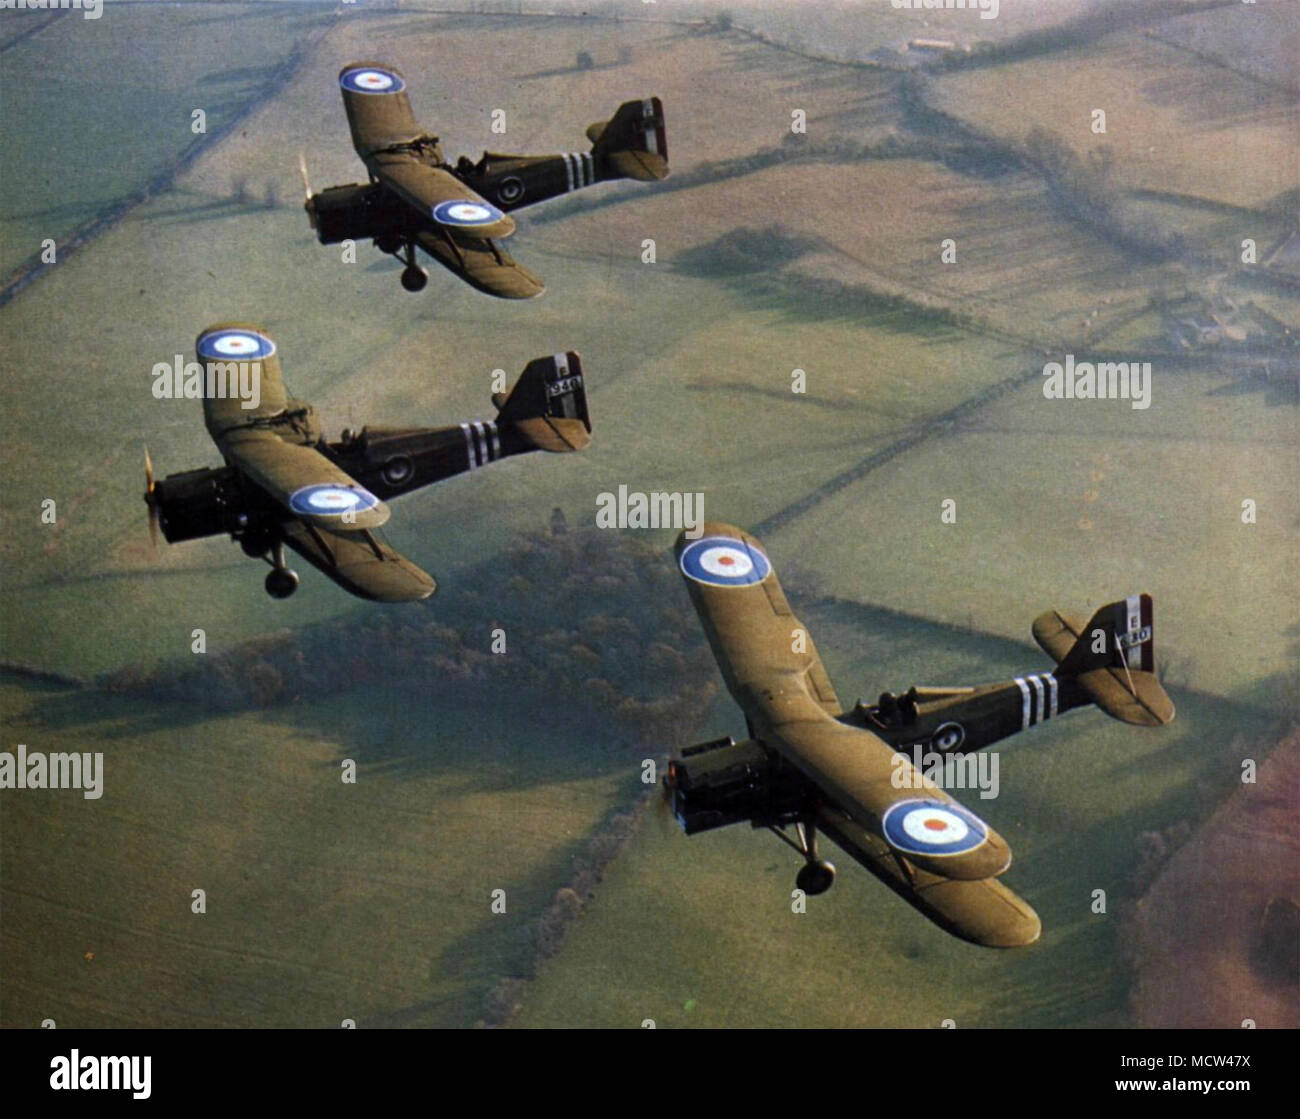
top-left (1033, 594), bottom-right (1174, 726)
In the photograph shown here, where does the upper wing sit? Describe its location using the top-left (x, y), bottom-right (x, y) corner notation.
top-left (197, 323), bottom-right (290, 438)
top-left (221, 429), bottom-right (390, 531)
top-left (674, 523), bottom-right (842, 717)
top-left (815, 802), bottom-right (1041, 948)
top-left (280, 519), bottom-right (435, 603)
top-left (339, 62), bottom-right (422, 155)
top-left (414, 228), bottom-right (544, 299)
top-left (676, 522), bottom-right (1012, 883)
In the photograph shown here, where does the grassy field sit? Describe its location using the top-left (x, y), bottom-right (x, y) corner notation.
top-left (1, 2), bottom-right (1295, 1029)
top-left (0, 673), bottom-right (637, 1028)
top-left (0, 3), bottom-right (333, 279)
top-left (929, 29), bottom-right (1300, 210)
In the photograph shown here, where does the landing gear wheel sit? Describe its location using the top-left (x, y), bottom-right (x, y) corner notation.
top-left (795, 860), bottom-right (836, 897)
top-left (400, 265), bottom-right (428, 292)
top-left (375, 233), bottom-right (402, 255)
top-left (265, 568), bottom-right (300, 599)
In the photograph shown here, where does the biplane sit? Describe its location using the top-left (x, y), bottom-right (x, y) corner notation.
top-left (665, 523), bottom-right (1175, 948)
top-left (143, 323), bottom-right (591, 601)
top-left (302, 62), bottom-right (668, 298)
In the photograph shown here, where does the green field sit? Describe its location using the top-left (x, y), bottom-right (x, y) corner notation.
top-left (1, 1), bottom-right (1295, 1029)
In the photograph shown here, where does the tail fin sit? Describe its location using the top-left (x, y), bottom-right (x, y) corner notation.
top-left (1032, 594), bottom-right (1175, 727)
top-left (588, 97), bottom-right (668, 182)
top-left (493, 351), bottom-right (591, 453)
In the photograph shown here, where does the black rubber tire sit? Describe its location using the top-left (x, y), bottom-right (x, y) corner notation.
top-left (400, 265), bottom-right (428, 292)
top-left (265, 568), bottom-right (300, 599)
top-left (795, 860), bottom-right (836, 897)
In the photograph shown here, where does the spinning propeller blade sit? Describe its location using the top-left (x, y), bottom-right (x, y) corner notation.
top-left (297, 151), bottom-right (313, 202)
top-left (143, 445), bottom-right (160, 550)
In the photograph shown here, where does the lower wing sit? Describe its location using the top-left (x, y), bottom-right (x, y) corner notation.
top-left (415, 229), bottom-right (545, 299)
top-left (815, 802), bottom-right (1041, 948)
top-left (280, 520), bottom-right (435, 603)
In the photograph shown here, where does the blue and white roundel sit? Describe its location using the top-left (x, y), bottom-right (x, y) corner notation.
top-left (679, 535), bottom-right (772, 588)
top-left (432, 199), bottom-right (505, 227)
top-left (196, 328), bottom-right (276, 361)
top-left (288, 483), bottom-right (381, 518)
top-left (881, 799), bottom-right (988, 857)
top-left (339, 66), bottom-right (405, 95)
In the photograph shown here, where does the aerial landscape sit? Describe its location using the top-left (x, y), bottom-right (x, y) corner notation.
top-left (1, 0), bottom-right (1296, 1031)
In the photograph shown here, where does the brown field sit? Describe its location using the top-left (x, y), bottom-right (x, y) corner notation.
top-left (930, 31), bottom-right (1300, 210)
top-left (1127, 728), bottom-right (1300, 1029)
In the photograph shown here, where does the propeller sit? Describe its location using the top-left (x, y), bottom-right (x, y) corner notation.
top-left (653, 758), bottom-right (679, 832)
top-left (143, 445), bottom-right (160, 550)
top-left (297, 151), bottom-right (313, 203)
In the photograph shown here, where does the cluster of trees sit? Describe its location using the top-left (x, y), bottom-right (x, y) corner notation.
top-left (1022, 128), bottom-right (1186, 262)
top-left (102, 526), bottom-right (719, 743)
top-left (479, 799), bottom-right (650, 1027)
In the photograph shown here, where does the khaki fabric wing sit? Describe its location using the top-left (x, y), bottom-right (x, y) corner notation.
top-left (675, 522), bottom-right (841, 716)
top-left (375, 155), bottom-right (515, 240)
top-left (196, 322), bottom-right (290, 438)
top-left (281, 520), bottom-right (435, 603)
top-left (221, 429), bottom-right (390, 531)
top-left (339, 62), bottom-right (422, 155)
top-left (815, 804), bottom-right (1041, 948)
top-left (414, 229), bottom-right (544, 299)
top-left (777, 716), bottom-right (1013, 883)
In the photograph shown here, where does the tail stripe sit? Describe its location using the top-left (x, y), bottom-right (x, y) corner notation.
top-left (473, 421), bottom-right (492, 464)
top-left (562, 153), bottom-right (575, 192)
top-left (485, 419), bottom-right (501, 461)
top-left (1045, 672), bottom-right (1059, 719)
top-left (1013, 677), bottom-right (1032, 731)
top-left (460, 422), bottom-right (479, 470)
top-left (1028, 675), bottom-right (1046, 725)
top-left (564, 152), bottom-right (591, 189)
top-left (642, 98), bottom-right (660, 154)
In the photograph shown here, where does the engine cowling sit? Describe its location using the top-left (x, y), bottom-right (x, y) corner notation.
top-left (306, 182), bottom-right (408, 245)
top-left (666, 736), bottom-right (810, 835)
top-left (153, 465), bottom-right (242, 543)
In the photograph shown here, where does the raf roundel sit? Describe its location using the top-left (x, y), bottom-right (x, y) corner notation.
top-left (339, 67), bottom-right (405, 95)
top-left (196, 328), bottom-right (276, 361)
top-left (881, 799), bottom-right (989, 858)
top-left (432, 199), bottom-right (505, 227)
top-left (679, 535), bottom-right (772, 589)
top-left (288, 483), bottom-right (381, 519)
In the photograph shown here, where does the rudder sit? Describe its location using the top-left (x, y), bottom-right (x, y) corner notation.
top-left (589, 98), bottom-right (668, 182)
top-left (494, 352), bottom-right (591, 453)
